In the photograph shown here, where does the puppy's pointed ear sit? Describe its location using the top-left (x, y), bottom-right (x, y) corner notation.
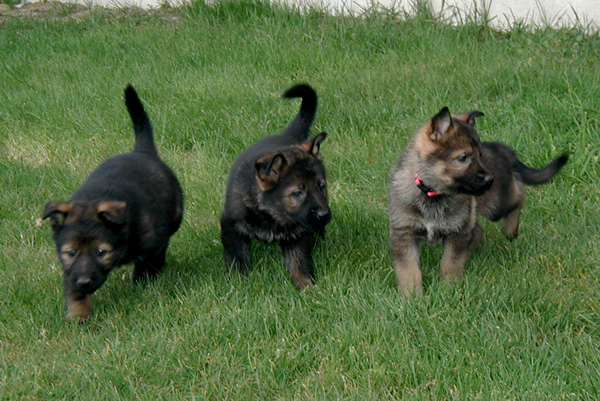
top-left (255, 153), bottom-right (287, 189)
top-left (300, 132), bottom-right (327, 157)
top-left (430, 107), bottom-right (452, 141)
top-left (96, 201), bottom-right (127, 226)
top-left (43, 202), bottom-right (73, 230)
top-left (456, 110), bottom-right (485, 127)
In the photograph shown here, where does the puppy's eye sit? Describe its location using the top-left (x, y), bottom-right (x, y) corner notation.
top-left (63, 249), bottom-right (77, 258)
top-left (291, 190), bottom-right (305, 199)
top-left (457, 154), bottom-right (471, 163)
top-left (95, 249), bottom-right (108, 258)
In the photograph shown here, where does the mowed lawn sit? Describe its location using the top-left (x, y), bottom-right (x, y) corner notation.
top-left (1, 1), bottom-right (599, 399)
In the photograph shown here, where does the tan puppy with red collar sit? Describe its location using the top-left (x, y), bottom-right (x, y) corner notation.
top-left (389, 107), bottom-right (568, 295)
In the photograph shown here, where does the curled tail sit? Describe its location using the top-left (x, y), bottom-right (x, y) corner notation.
top-left (513, 153), bottom-right (568, 185)
top-left (280, 84), bottom-right (318, 143)
top-left (124, 85), bottom-right (157, 156)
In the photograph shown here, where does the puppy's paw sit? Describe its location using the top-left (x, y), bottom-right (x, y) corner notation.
top-left (65, 294), bottom-right (92, 323)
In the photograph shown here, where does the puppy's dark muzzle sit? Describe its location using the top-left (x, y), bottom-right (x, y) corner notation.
top-left (471, 174), bottom-right (494, 196)
top-left (71, 274), bottom-right (106, 294)
top-left (311, 207), bottom-right (332, 226)
top-left (458, 173), bottom-right (494, 196)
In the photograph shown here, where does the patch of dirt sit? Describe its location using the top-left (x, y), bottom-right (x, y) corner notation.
top-left (0, 2), bottom-right (84, 20)
top-left (0, 1), bottom-right (182, 23)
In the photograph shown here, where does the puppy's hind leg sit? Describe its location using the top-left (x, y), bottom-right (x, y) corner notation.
top-left (132, 246), bottom-right (167, 282)
top-left (501, 181), bottom-right (525, 240)
top-left (501, 203), bottom-right (522, 240)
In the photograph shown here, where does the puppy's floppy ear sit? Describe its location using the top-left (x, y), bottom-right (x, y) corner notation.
top-left (43, 202), bottom-right (73, 230)
top-left (456, 110), bottom-right (485, 127)
top-left (256, 153), bottom-right (287, 188)
top-left (300, 132), bottom-right (327, 157)
top-left (430, 107), bottom-right (452, 141)
top-left (96, 201), bottom-right (127, 226)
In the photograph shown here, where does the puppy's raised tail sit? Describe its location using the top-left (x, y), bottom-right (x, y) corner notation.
top-left (280, 84), bottom-right (318, 143)
top-left (124, 85), bottom-right (157, 156)
top-left (514, 153), bottom-right (569, 185)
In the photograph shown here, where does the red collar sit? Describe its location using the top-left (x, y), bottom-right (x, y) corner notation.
top-left (414, 173), bottom-right (442, 197)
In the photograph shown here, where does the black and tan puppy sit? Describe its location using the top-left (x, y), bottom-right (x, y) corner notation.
top-left (389, 107), bottom-right (567, 295)
top-left (43, 86), bottom-right (184, 321)
top-left (221, 84), bottom-right (331, 289)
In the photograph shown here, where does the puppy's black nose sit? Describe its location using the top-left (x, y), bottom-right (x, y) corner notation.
top-left (476, 173), bottom-right (494, 187)
top-left (76, 277), bottom-right (92, 290)
top-left (483, 174), bottom-right (494, 187)
top-left (313, 207), bottom-right (332, 223)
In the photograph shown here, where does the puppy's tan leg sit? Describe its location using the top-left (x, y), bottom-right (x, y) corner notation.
top-left (390, 228), bottom-right (421, 296)
top-left (501, 182), bottom-right (525, 240)
top-left (65, 293), bottom-right (92, 322)
top-left (440, 230), bottom-right (473, 281)
top-left (280, 235), bottom-right (316, 290)
top-left (501, 204), bottom-right (522, 240)
top-left (470, 222), bottom-right (485, 250)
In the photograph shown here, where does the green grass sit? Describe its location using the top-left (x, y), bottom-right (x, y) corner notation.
top-left (1, 1), bottom-right (599, 399)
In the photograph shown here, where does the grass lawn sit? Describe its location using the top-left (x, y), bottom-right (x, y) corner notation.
top-left (1, 1), bottom-right (599, 399)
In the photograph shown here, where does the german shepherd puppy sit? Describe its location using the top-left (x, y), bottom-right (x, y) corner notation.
top-left (389, 107), bottom-right (568, 295)
top-left (43, 86), bottom-right (184, 321)
top-left (220, 84), bottom-right (331, 289)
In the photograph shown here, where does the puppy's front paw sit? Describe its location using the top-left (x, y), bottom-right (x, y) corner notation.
top-left (65, 294), bottom-right (92, 323)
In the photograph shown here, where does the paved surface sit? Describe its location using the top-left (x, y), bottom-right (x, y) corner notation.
top-left (9, 0), bottom-right (600, 31)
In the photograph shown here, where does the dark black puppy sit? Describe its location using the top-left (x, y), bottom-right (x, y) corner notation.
top-left (43, 86), bottom-right (184, 322)
top-left (220, 84), bottom-right (331, 289)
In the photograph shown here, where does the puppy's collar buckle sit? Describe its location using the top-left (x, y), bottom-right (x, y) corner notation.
top-left (414, 173), bottom-right (441, 197)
